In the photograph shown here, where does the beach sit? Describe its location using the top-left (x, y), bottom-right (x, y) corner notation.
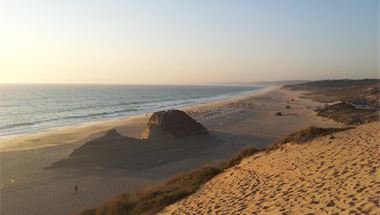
top-left (0, 86), bottom-right (341, 215)
top-left (2, 1), bottom-right (377, 214)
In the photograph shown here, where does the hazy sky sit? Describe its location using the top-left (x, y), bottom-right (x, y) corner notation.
top-left (0, 0), bottom-right (378, 84)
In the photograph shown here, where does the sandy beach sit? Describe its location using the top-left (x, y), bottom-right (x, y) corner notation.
top-left (0, 87), bottom-right (341, 215)
top-left (160, 122), bottom-right (380, 214)
top-left (2, 1), bottom-right (377, 214)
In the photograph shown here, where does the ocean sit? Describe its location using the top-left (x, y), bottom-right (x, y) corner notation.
top-left (0, 84), bottom-right (263, 138)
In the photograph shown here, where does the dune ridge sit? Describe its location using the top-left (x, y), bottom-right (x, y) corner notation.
top-left (0, 86), bottom-right (345, 215)
top-left (160, 122), bottom-right (380, 214)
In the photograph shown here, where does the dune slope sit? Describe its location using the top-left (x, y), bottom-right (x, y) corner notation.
top-left (160, 122), bottom-right (380, 214)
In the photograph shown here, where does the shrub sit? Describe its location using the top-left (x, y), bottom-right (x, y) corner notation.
top-left (80, 126), bottom-right (352, 215)
top-left (316, 102), bottom-right (379, 125)
top-left (79, 145), bottom-right (263, 215)
top-left (276, 112), bottom-right (282, 116)
top-left (286, 105), bottom-right (291, 109)
top-left (224, 147), bottom-right (261, 169)
top-left (81, 165), bottom-right (223, 215)
top-left (267, 126), bottom-right (352, 150)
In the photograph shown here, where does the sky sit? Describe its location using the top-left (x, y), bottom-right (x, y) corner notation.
top-left (0, 0), bottom-right (378, 84)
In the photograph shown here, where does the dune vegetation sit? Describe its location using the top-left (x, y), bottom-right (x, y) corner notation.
top-left (81, 165), bottom-right (223, 215)
top-left (80, 125), bottom-right (353, 215)
top-left (80, 145), bottom-right (263, 215)
top-left (268, 126), bottom-right (352, 150)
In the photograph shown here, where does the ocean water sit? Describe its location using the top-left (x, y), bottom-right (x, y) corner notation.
top-left (0, 84), bottom-right (263, 138)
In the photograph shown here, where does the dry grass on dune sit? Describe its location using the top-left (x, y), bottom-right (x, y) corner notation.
top-left (316, 102), bottom-right (379, 125)
top-left (79, 146), bottom-right (263, 215)
top-left (80, 165), bottom-right (223, 215)
top-left (161, 122), bottom-right (380, 214)
top-left (268, 126), bottom-right (352, 150)
top-left (223, 147), bottom-right (262, 169)
top-left (80, 126), bottom-right (351, 215)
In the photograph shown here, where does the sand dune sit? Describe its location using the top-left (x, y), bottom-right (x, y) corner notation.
top-left (0, 87), bottom-right (343, 215)
top-left (160, 122), bottom-right (380, 214)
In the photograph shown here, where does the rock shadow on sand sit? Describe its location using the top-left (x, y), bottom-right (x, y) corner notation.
top-left (48, 110), bottom-right (261, 173)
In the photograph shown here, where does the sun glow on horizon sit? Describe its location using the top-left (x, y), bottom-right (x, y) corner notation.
top-left (0, 0), bottom-right (378, 85)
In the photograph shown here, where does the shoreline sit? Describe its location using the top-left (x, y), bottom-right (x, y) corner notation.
top-left (0, 86), bottom-right (344, 215)
top-left (0, 85), bottom-right (266, 140)
top-left (0, 85), bottom-right (277, 152)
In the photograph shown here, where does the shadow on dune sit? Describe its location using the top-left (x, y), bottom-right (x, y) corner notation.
top-left (48, 130), bottom-right (267, 173)
top-left (48, 110), bottom-right (272, 179)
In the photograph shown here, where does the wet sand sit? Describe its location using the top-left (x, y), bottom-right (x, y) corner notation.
top-left (0, 87), bottom-right (341, 215)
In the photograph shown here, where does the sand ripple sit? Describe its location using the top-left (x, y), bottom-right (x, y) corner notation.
top-left (160, 122), bottom-right (380, 214)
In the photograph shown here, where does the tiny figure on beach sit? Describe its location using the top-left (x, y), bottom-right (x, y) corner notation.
top-left (74, 185), bottom-right (78, 193)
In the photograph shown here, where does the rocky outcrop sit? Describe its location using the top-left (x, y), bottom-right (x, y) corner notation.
top-left (50, 110), bottom-right (212, 170)
top-left (141, 110), bottom-right (209, 139)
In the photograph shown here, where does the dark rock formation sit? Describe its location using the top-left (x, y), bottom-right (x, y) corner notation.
top-left (141, 110), bottom-right (208, 139)
top-left (49, 110), bottom-right (214, 170)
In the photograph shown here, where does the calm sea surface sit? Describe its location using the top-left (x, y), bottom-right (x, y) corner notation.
top-left (0, 84), bottom-right (263, 138)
